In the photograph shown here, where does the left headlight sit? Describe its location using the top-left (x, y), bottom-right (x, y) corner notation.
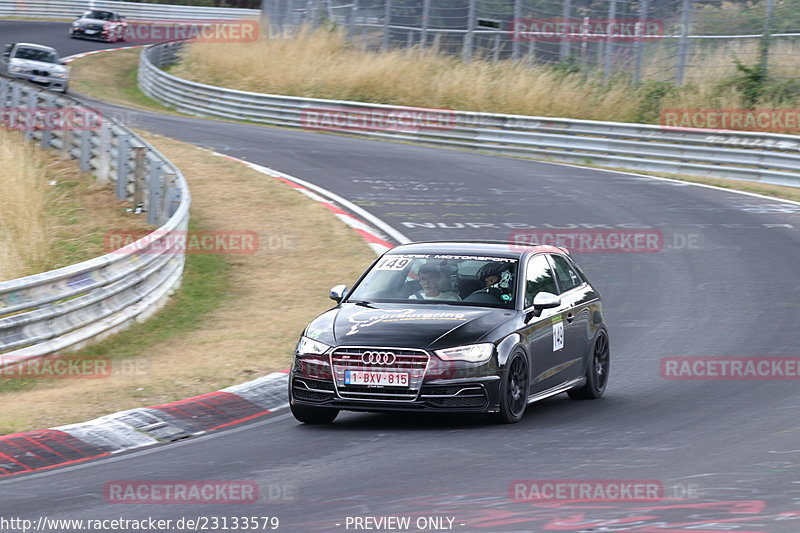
top-left (51, 72), bottom-right (68, 79)
top-left (295, 336), bottom-right (331, 356)
top-left (435, 343), bottom-right (494, 363)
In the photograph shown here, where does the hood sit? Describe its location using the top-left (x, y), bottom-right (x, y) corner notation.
top-left (321, 303), bottom-right (512, 349)
top-left (10, 58), bottom-right (67, 73)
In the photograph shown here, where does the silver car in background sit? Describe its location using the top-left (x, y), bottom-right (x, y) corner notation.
top-left (0, 43), bottom-right (70, 93)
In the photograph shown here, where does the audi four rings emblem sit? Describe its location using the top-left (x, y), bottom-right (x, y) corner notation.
top-left (361, 351), bottom-right (396, 365)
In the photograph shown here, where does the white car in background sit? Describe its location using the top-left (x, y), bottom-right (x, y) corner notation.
top-left (0, 43), bottom-right (70, 93)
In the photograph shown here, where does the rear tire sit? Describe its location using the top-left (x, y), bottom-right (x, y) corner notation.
top-left (496, 352), bottom-right (529, 424)
top-left (568, 332), bottom-right (610, 400)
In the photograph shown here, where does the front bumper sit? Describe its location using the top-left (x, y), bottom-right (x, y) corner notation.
top-left (71, 28), bottom-right (115, 41)
top-left (6, 72), bottom-right (68, 92)
top-left (290, 375), bottom-right (502, 414)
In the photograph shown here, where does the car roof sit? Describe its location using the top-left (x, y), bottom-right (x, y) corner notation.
top-left (385, 240), bottom-right (569, 259)
top-left (14, 43), bottom-right (57, 52)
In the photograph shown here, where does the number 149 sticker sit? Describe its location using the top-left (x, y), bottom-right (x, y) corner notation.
top-left (552, 315), bottom-right (564, 351)
top-left (376, 256), bottom-right (413, 270)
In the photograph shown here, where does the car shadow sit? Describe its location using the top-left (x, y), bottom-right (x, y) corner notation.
top-left (303, 393), bottom-right (611, 431)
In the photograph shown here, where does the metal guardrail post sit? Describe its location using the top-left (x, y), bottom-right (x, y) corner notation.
top-left (0, 78), bottom-right (8, 108)
top-left (24, 91), bottom-right (36, 140)
top-left (10, 81), bottom-right (21, 110)
top-left (147, 156), bottom-right (164, 225)
top-left (166, 187), bottom-right (182, 219)
top-left (161, 169), bottom-right (177, 222)
top-left (97, 120), bottom-right (112, 185)
top-left (116, 132), bottom-right (130, 200)
top-left (60, 121), bottom-right (73, 160)
top-left (78, 128), bottom-right (91, 172)
top-left (40, 93), bottom-right (54, 149)
top-left (133, 145), bottom-right (147, 209)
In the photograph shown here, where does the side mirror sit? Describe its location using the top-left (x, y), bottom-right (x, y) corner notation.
top-left (533, 292), bottom-right (561, 310)
top-left (329, 284), bottom-right (347, 303)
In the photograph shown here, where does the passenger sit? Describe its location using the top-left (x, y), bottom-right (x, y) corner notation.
top-left (409, 264), bottom-right (461, 301)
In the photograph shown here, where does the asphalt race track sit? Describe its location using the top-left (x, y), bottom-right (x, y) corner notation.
top-left (1, 20), bottom-right (800, 533)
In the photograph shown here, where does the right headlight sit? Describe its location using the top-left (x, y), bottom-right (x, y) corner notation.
top-left (435, 343), bottom-right (494, 363)
top-left (9, 65), bottom-right (24, 73)
top-left (295, 336), bottom-right (331, 357)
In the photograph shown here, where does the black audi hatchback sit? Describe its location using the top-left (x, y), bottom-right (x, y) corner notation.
top-left (289, 241), bottom-right (609, 424)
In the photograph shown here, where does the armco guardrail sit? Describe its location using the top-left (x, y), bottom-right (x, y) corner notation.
top-left (0, 0), bottom-right (257, 21)
top-left (140, 41), bottom-right (800, 188)
top-left (0, 76), bottom-right (190, 361)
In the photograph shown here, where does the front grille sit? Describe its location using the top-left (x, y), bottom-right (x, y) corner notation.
top-left (32, 70), bottom-right (49, 77)
top-left (331, 347), bottom-right (429, 401)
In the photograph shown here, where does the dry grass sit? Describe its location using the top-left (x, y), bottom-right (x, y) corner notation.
top-left (0, 132), bottom-right (50, 279)
top-left (172, 28), bottom-right (647, 122)
top-left (171, 27), bottom-right (800, 127)
top-left (0, 130), bottom-right (150, 281)
top-left (0, 133), bottom-right (376, 434)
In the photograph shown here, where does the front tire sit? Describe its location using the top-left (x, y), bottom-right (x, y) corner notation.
top-left (290, 402), bottom-right (339, 424)
top-left (568, 331), bottom-right (610, 400)
top-left (496, 352), bottom-right (529, 424)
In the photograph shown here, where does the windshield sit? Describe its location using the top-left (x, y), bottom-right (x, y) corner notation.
top-left (83, 10), bottom-right (114, 20)
top-left (13, 47), bottom-right (57, 63)
top-left (348, 253), bottom-right (519, 308)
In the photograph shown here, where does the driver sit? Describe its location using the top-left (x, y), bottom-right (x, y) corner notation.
top-left (409, 264), bottom-right (461, 301)
top-left (472, 262), bottom-right (514, 303)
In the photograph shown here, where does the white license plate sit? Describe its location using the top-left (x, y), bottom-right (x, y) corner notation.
top-left (32, 76), bottom-right (49, 83)
top-left (344, 371), bottom-right (409, 387)
top-left (84, 29), bottom-right (97, 34)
